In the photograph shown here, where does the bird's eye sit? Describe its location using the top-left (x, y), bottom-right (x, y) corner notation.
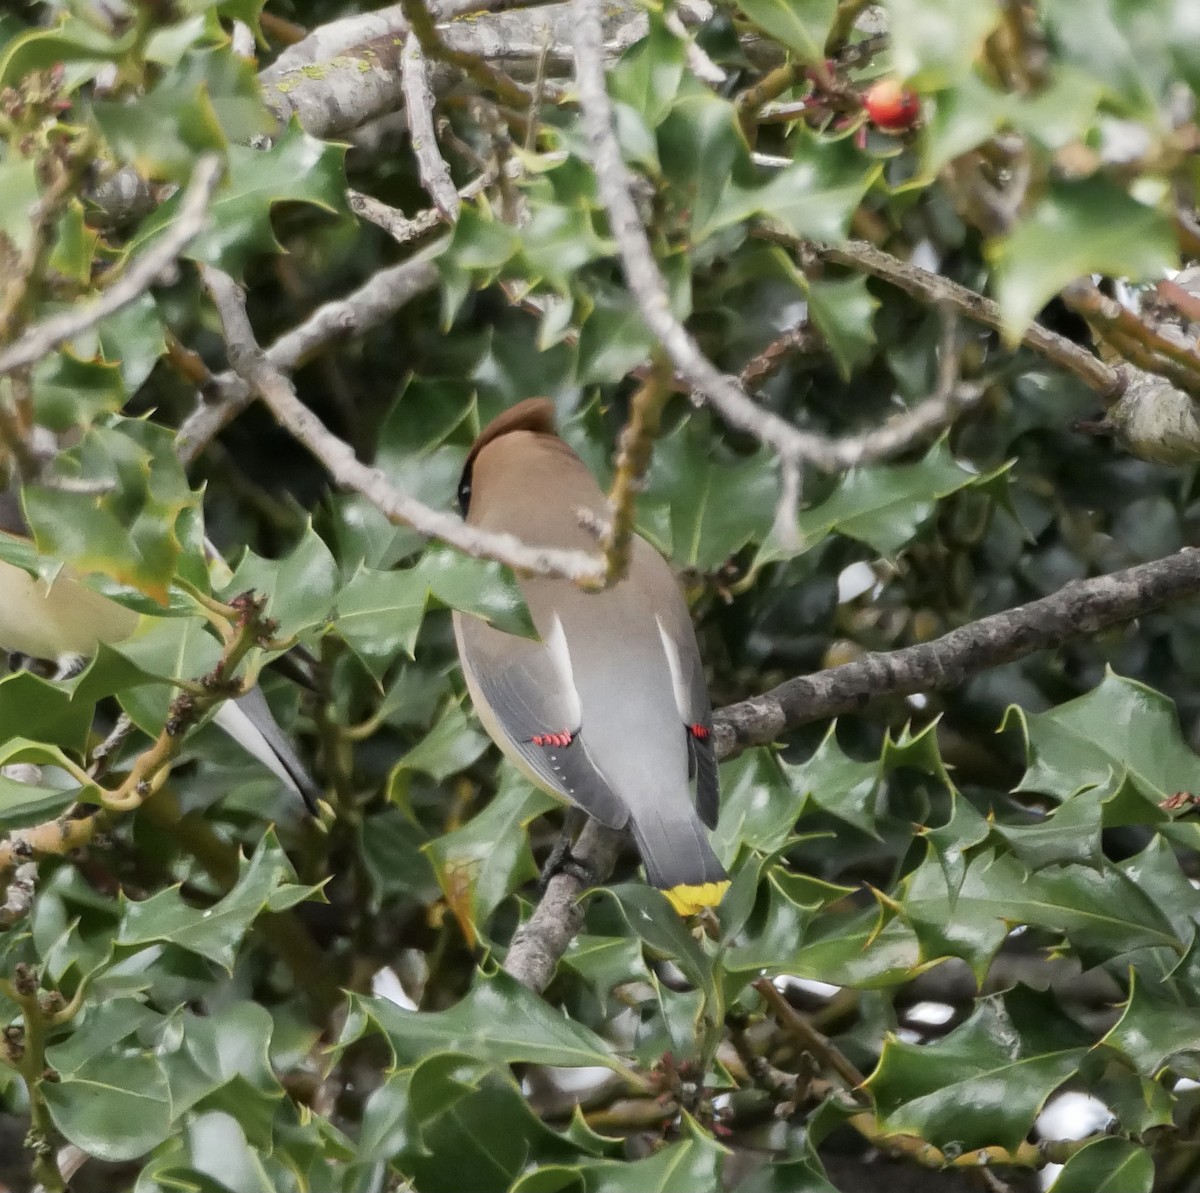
top-left (456, 473), bottom-right (472, 515)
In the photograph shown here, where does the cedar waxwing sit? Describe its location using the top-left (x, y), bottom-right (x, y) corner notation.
top-left (452, 399), bottom-right (729, 916)
top-left (0, 490), bottom-right (319, 813)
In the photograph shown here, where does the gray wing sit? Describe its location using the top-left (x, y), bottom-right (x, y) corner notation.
top-left (632, 538), bottom-right (721, 829)
top-left (454, 611), bottom-right (629, 830)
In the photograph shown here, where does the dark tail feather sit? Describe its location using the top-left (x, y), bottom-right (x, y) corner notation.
top-left (215, 689), bottom-right (322, 814)
top-left (628, 804), bottom-right (727, 912)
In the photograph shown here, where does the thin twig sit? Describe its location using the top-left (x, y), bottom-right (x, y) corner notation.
top-left (784, 235), bottom-right (1126, 402)
top-left (402, 33), bottom-right (461, 219)
top-left (1062, 278), bottom-right (1200, 400)
top-left (603, 366), bottom-right (670, 584)
top-left (0, 136), bottom-right (95, 342)
top-left (349, 171), bottom-right (495, 245)
top-left (664, 10), bottom-right (726, 85)
top-left (0, 157), bottom-right (222, 379)
top-left (399, 0), bottom-right (537, 112)
top-left (738, 323), bottom-right (823, 387)
top-left (176, 255), bottom-right (441, 464)
top-left (571, 0), bottom-right (970, 472)
top-left (350, 191), bottom-right (444, 245)
top-left (201, 267), bottom-right (605, 582)
top-left (754, 977), bottom-right (870, 1105)
top-left (771, 455), bottom-right (803, 550)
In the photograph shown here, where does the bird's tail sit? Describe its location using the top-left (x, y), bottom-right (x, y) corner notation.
top-left (213, 690), bottom-right (321, 814)
top-left (629, 804), bottom-right (729, 916)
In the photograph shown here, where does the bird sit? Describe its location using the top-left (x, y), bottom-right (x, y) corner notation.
top-left (452, 398), bottom-right (728, 916)
top-left (0, 488), bottom-right (320, 813)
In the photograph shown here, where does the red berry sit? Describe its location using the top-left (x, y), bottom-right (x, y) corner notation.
top-left (864, 79), bottom-right (921, 131)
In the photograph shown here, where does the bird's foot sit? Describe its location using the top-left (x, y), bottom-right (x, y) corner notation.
top-left (538, 830), bottom-right (596, 893)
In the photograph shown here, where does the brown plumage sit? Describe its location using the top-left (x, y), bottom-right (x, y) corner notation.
top-left (452, 399), bottom-right (728, 915)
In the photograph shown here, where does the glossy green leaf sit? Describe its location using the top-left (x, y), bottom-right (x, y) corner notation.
top-left (95, 292), bottom-right (168, 393)
top-left (31, 350), bottom-right (125, 429)
top-left (806, 274), bottom-right (879, 379)
top-left (869, 987), bottom-right (1091, 1151)
top-left (0, 671), bottom-right (94, 751)
top-left (1042, 0), bottom-right (1200, 115)
top-left (403, 1055), bottom-right (588, 1192)
top-left (93, 48), bottom-right (239, 182)
top-left (724, 868), bottom-right (852, 976)
top-left (751, 136), bottom-right (877, 242)
top-left (0, 14), bottom-right (128, 91)
top-left (901, 848), bottom-right (1182, 980)
top-left (132, 120), bottom-right (347, 275)
top-left (336, 547), bottom-right (532, 680)
top-left (575, 284), bottom-right (659, 384)
top-left (335, 565), bottom-right (429, 677)
top-left (43, 1053), bottom-right (173, 1162)
top-left (712, 749), bottom-right (802, 855)
top-left (737, 1152), bottom-right (839, 1193)
top-left (45, 999), bottom-right (162, 1075)
top-left (782, 441), bottom-right (1008, 559)
top-left (991, 792), bottom-right (1103, 870)
top-left (394, 700), bottom-right (491, 781)
top-left (182, 1110), bottom-right (277, 1193)
top-left (0, 154), bottom-right (40, 252)
top-left (222, 524), bottom-right (338, 641)
top-left (779, 905), bottom-right (923, 988)
top-left (23, 419), bottom-right (205, 605)
top-left (514, 1117), bottom-right (727, 1193)
top-left (609, 18), bottom-right (687, 127)
top-left (1103, 971), bottom-right (1200, 1076)
top-left (640, 415), bottom-right (777, 569)
top-left (735, 0), bottom-right (837, 62)
top-left (1011, 670), bottom-right (1200, 803)
top-left (419, 545), bottom-right (536, 638)
top-left (1048, 1137), bottom-right (1154, 1193)
top-left (115, 831), bottom-right (312, 970)
top-left (424, 770), bottom-right (557, 934)
top-left (884, 0), bottom-right (1001, 86)
top-left (346, 968), bottom-right (623, 1073)
top-left (993, 178), bottom-right (1177, 336)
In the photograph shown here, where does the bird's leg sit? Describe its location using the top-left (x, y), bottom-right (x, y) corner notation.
top-left (538, 806), bottom-right (595, 891)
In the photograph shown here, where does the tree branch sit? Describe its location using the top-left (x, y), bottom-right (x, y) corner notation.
top-left (0, 156), bottom-right (222, 380)
top-left (402, 34), bottom-right (462, 219)
top-left (201, 267), bottom-right (605, 582)
top-left (176, 255), bottom-right (441, 464)
top-left (784, 235), bottom-right (1127, 402)
top-left (348, 170), bottom-right (494, 246)
top-left (505, 545), bottom-right (1200, 989)
top-left (503, 819), bottom-right (624, 991)
top-left (601, 366), bottom-right (670, 584)
top-left (1062, 278), bottom-right (1200, 401)
top-left (570, 0), bottom-right (973, 473)
top-left (714, 546), bottom-right (1200, 757)
top-left (399, 0), bottom-right (539, 113)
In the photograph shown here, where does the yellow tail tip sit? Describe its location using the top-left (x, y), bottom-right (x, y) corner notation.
top-left (663, 880), bottom-right (731, 917)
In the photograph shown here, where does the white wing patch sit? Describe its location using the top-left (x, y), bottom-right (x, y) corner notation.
top-left (656, 615), bottom-right (691, 719)
top-left (545, 613), bottom-right (583, 727)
